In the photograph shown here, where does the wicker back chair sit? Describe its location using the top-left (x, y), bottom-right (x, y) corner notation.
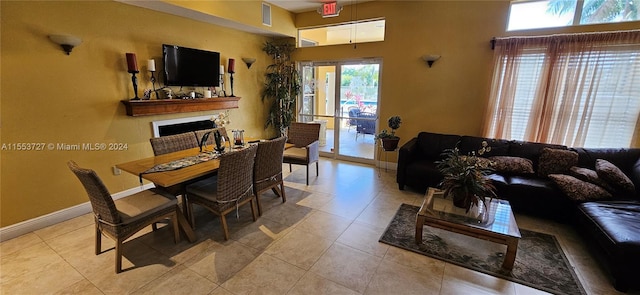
top-left (67, 161), bottom-right (180, 273)
top-left (253, 136), bottom-right (287, 215)
top-left (185, 145), bottom-right (258, 240)
top-left (149, 132), bottom-right (199, 156)
top-left (283, 122), bottom-right (321, 185)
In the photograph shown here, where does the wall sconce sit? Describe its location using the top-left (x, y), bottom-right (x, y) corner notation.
top-left (49, 34), bottom-right (82, 55)
top-left (422, 55), bottom-right (441, 68)
top-left (242, 57), bottom-right (256, 69)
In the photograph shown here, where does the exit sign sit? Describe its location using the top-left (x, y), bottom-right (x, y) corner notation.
top-left (321, 2), bottom-right (340, 18)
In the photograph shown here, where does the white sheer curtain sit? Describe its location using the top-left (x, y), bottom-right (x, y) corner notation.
top-left (484, 30), bottom-right (640, 148)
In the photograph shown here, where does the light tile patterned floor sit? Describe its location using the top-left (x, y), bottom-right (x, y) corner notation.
top-left (1, 159), bottom-right (637, 294)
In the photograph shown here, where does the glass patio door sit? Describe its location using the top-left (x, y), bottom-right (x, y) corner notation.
top-left (299, 60), bottom-right (381, 163)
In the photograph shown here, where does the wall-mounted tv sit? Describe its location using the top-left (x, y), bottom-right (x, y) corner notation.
top-left (163, 44), bottom-right (220, 87)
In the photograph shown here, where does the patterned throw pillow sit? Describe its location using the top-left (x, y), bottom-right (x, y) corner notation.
top-left (548, 174), bottom-right (612, 202)
top-left (569, 166), bottom-right (615, 192)
top-left (595, 159), bottom-right (636, 195)
top-left (489, 156), bottom-right (534, 174)
top-left (538, 148), bottom-right (579, 177)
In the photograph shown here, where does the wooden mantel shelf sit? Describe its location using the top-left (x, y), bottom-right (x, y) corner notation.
top-left (121, 97), bottom-right (241, 116)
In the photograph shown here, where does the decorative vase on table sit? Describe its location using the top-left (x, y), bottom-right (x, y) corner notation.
top-left (436, 141), bottom-right (497, 213)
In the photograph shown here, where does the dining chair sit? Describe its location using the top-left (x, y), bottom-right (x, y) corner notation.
top-left (253, 136), bottom-right (287, 215)
top-left (67, 160), bottom-right (180, 273)
top-left (184, 145), bottom-right (259, 240)
top-left (283, 122), bottom-right (321, 185)
top-left (149, 131), bottom-right (199, 156)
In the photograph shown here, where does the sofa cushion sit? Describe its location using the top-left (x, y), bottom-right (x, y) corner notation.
top-left (596, 159), bottom-right (636, 196)
top-left (509, 141), bottom-right (567, 169)
top-left (489, 156), bottom-right (534, 175)
top-left (549, 174), bottom-right (612, 202)
top-left (538, 148), bottom-right (579, 177)
top-left (417, 132), bottom-right (461, 160)
top-left (569, 166), bottom-right (614, 192)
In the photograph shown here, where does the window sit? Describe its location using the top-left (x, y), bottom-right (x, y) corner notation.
top-left (508, 0), bottom-right (640, 31)
top-left (298, 19), bottom-right (385, 47)
top-left (484, 31), bottom-right (640, 148)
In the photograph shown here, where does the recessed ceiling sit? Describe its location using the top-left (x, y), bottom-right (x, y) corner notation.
top-left (267, 0), bottom-right (373, 13)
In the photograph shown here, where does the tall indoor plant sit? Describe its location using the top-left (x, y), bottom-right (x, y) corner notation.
top-left (262, 40), bottom-right (301, 137)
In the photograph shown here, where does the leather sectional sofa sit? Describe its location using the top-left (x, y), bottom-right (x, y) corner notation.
top-left (397, 131), bottom-right (640, 291)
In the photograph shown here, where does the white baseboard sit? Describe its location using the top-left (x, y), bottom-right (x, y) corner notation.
top-left (0, 184), bottom-right (155, 242)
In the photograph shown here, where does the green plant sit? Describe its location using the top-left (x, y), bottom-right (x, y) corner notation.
top-left (436, 141), bottom-right (497, 212)
top-left (262, 40), bottom-right (301, 137)
top-left (375, 115), bottom-right (402, 140)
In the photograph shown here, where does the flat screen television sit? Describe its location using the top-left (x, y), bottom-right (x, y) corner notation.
top-left (163, 44), bottom-right (220, 87)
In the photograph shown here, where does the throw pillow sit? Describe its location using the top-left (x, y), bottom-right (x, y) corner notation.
top-left (569, 166), bottom-right (614, 192)
top-left (538, 148), bottom-right (579, 177)
top-left (488, 156), bottom-right (534, 174)
top-left (548, 174), bottom-right (612, 202)
top-left (595, 159), bottom-right (636, 195)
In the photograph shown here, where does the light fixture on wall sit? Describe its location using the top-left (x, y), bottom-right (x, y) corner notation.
top-left (422, 55), bottom-right (441, 68)
top-left (49, 34), bottom-right (82, 55)
top-left (242, 57), bottom-right (256, 69)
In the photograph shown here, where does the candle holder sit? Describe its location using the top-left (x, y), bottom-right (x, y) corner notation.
top-left (219, 73), bottom-right (226, 97)
top-left (229, 72), bottom-right (235, 97)
top-left (149, 71), bottom-right (157, 99)
top-left (232, 129), bottom-right (245, 146)
top-left (129, 70), bottom-right (140, 100)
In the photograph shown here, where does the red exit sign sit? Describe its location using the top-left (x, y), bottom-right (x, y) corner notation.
top-left (321, 2), bottom-right (340, 17)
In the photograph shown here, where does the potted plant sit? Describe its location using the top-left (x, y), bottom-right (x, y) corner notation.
top-left (375, 115), bottom-right (402, 151)
top-left (436, 141), bottom-right (497, 212)
top-left (262, 40), bottom-right (300, 137)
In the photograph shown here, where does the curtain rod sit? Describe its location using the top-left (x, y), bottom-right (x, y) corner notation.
top-left (490, 29), bottom-right (640, 50)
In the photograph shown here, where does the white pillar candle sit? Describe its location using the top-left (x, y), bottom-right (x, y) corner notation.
top-left (220, 65), bottom-right (224, 75)
top-left (147, 59), bottom-right (156, 72)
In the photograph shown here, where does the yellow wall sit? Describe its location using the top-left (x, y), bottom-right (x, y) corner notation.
top-left (165, 0), bottom-right (296, 37)
top-left (295, 1), bottom-right (640, 149)
top-left (0, 1), bottom-right (276, 226)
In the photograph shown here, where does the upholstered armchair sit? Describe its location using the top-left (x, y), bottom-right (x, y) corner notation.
top-left (283, 122), bottom-right (321, 185)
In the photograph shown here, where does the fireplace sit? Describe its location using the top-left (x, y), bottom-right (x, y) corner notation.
top-left (151, 115), bottom-right (215, 137)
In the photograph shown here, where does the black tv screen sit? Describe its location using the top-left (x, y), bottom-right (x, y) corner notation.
top-left (163, 44), bottom-right (220, 87)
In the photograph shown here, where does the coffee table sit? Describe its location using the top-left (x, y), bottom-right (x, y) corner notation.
top-left (415, 188), bottom-right (521, 270)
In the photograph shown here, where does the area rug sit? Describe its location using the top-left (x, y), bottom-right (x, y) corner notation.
top-left (379, 204), bottom-right (586, 295)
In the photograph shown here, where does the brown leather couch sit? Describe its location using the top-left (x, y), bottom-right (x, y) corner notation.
top-left (397, 131), bottom-right (640, 291)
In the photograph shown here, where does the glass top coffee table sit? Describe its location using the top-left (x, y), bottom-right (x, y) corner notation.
top-left (415, 187), bottom-right (521, 270)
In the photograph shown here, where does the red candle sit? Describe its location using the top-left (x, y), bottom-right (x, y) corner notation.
top-left (228, 58), bottom-right (235, 73)
top-left (126, 53), bottom-right (139, 72)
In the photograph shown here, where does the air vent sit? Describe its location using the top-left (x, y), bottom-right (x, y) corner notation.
top-left (262, 2), bottom-right (272, 27)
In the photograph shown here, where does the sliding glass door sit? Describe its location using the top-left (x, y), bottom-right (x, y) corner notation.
top-left (299, 60), bottom-right (381, 163)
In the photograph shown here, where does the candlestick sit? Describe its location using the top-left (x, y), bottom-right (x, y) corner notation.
top-left (220, 65), bottom-right (225, 75)
top-left (147, 59), bottom-right (157, 99)
top-left (130, 72), bottom-right (140, 100)
top-left (126, 53), bottom-right (138, 73)
top-left (229, 72), bottom-right (235, 97)
top-left (126, 53), bottom-right (140, 100)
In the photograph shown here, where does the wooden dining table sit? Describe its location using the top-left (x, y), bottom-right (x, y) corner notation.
top-left (116, 141), bottom-right (293, 242)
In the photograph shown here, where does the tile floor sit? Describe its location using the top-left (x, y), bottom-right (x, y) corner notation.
top-left (1, 159), bottom-right (637, 294)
